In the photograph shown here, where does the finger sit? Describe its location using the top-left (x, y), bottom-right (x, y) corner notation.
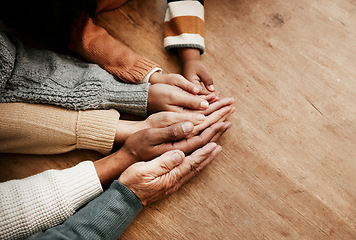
top-left (172, 122), bottom-right (225, 154)
top-left (172, 91), bottom-right (209, 111)
top-left (200, 97), bottom-right (235, 115)
top-left (172, 75), bottom-right (201, 95)
top-left (171, 143), bottom-right (222, 190)
top-left (209, 121), bottom-right (232, 142)
top-left (198, 88), bottom-right (211, 95)
top-left (217, 107), bottom-right (235, 123)
top-left (156, 111), bottom-right (206, 127)
top-left (187, 78), bottom-right (203, 92)
top-left (191, 106), bottom-right (234, 136)
top-left (149, 121), bottom-right (195, 144)
top-left (146, 150), bottom-right (185, 177)
top-left (216, 107), bottom-right (235, 123)
top-left (199, 93), bottom-right (219, 102)
top-left (197, 71), bottom-right (215, 92)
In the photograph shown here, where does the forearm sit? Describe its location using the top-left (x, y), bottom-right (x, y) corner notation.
top-left (69, 13), bottom-right (158, 83)
top-left (94, 148), bottom-right (137, 188)
top-left (178, 48), bottom-right (201, 63)
top-left (0, 30), bottom-right (150, 116)
top-left (37, 181), bottom-right (142, 240)
top-left (0, 161), bottom-right (103, 240)
top-left (0, 103), bottom-right (119, 155)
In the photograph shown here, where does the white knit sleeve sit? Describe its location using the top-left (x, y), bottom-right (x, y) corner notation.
top-left (0, 161), bottom-right (103, 240)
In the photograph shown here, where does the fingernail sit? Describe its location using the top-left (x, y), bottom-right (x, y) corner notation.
top-left (196, 114), bottom-right (205, 122)
top-left (209, 85), bottom-right (215, 91)
top-left (172, 152), bottom-right (183, 165)
top-left (193, 86), bottom-right (200, 93)
top-left (200, 101), bottom-right (209, 109)
top-left (181, 122), bottom-right (194, 133)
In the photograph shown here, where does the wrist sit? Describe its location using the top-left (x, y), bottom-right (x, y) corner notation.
top-left (94, 147), bottom-right (140, 188)
top-left (114, 120), bottom-right (143, 145)
top-left (145, 67), bottom-right (162, 83)
top-left (94, 153), bottom-right (125, 188)
top-left (178, 48), bottom-right (201, 63)
top-left (149, 71), bottom-right (163, 84)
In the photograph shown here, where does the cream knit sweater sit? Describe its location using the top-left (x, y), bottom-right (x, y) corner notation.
top-left (0, 102), bottom-right (120, 239)
top-left (0, 161), bottom-right (103, 240)
top-left (0, 103), bottom-right (119, 155)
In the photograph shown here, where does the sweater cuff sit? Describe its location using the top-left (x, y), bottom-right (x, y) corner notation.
top-left (142, 67), bottom-right (162, 83)
top-left (121, 58), bottom-right (159, 84)
top-left (102, 80), bottom-right (150, 117)
top-left (76, 109), bottom-right (119, 155)
top-left (60, 161), bottom-right (103, 212)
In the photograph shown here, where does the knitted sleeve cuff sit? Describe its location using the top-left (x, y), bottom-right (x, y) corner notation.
top-left (102, 78), bottom-right (150, 117)
top-left (0, 161), bottom-right (102, 240)
top-left (76, 109), bottom-right (119, 155)
top-left (142, 67), bottom-right (162, 83)
top-left (117, 58), bottom-right (159, 84)
top-left (60, 161), bottom-right (103, 211)
top-left (164, 1), bottom-right (205, 53)
top-left (35, 180), bottom-right (142, 240)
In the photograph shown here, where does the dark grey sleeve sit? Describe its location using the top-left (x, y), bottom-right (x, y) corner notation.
top-left (0, 31), bottom-right (149, 117)
top-left (37, 180), bottom-right (143, 240)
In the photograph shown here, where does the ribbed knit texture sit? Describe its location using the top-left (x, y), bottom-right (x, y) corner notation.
top-left (70, 15), bottom-right (158, 84)
top-left (0, 103), bottom-right (118, 155)
top-left (0, 161), bottom-right (103, 240)
top-left (76, 109), bottom-right (119, 154)
top-left (0, 31), bottom-right (149, 117)
top-left (37, 180), bottom-right (142, 240)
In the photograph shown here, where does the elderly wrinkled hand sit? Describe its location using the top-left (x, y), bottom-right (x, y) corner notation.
top-left (119, 142), bottom-right (222, 206)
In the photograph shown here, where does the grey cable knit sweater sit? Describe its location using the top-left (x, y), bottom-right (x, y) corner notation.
top-left (0, 31), bottom-right (149, 116)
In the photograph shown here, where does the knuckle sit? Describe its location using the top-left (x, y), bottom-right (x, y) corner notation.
top-left (190, 161), bottom-right (200, 172)
top-left (168, 125), bottom-right (180, 138)
top-left (162, 112), bottom-right (173, 123)
top-left (160, 161), bottom-right (171, 171)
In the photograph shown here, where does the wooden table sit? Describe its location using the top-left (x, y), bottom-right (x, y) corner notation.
top-left (1, 0), bottom-right (355, 239)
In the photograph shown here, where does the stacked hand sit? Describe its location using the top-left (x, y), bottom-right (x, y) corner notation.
top-left (115, 97), bottom-right (234, 145)
top-left (119, 142), bottom-right (221, 205)
top-left (103, 51), bottom-right (234, 205)
top-left (95, 120), bottom-right (231, 187)
top-left (147, 50), bottom-right (219, 114)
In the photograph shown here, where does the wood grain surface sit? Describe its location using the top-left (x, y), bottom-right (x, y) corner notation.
top-left (1, 0), bottom-right (355, 239)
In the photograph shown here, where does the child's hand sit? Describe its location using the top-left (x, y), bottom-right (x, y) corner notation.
top-left (148, 84), bottom-right (209, 113)
top-left (178, 48), bottom-right (215, 94)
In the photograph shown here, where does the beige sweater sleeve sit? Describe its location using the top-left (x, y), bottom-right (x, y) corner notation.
top-left (0, 103), bottom-right (119, 155)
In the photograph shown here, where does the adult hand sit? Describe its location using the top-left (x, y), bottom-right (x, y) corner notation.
top-left (119, 142), bottom-right (222, 205)
top-left (148, 83), bottom-right (211, 113)
top-left (95, 121), bottom-right (231, 188)
top-left (149, 72), bottom-right (219, 101)
top-left (120, 121), bottom-right (231, 163)
top-left (114, 111), bottom-right (206, 145)
top-left (188, 97), bottom-right (236, 137)
top-left (149, 72), bottom-right (201, 95)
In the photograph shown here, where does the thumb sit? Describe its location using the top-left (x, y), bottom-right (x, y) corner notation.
top-left (197, 68), bottom-right (215, 92)
top-left (147, 150), bottom-right (185, 177)
top-left (150, 121), bottom-right (194, 144)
